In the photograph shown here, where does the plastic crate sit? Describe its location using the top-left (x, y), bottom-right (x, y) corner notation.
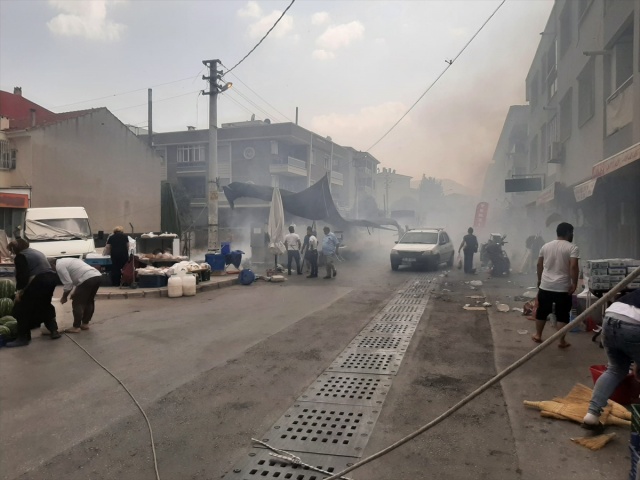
top-left (632, 406), bottom-right (640, 434)
top-left (137, 275), bottom-right (168, 288)
top-left (591, 365), bottom-right (640, 405)
top-left (200, 269), bottom-right (211, 282)
top-left (630, 441), bottom-right (639, 480)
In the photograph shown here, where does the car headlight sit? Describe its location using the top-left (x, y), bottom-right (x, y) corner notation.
top-left (390, 250), bottom-right (400, 256)
top-left (421, 251), bottom-right (433, 255)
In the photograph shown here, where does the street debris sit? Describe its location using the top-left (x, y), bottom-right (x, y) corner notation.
top-left (521, 290), bottom-right (537, 299)
top-left (463, 304), bottom-right (486, 311)
top-left (470, 280), bottom-right (483, 287)
top-left (496, 303), bottom-right (510, 312)
top-left (466, 295), bottom-right (485, 299)
top-left (512, 307), bottom-right (525, 314)
top-left (517, 329), bottom-right (528, 335)
top-left (482, 302), bottom-right (492, 307)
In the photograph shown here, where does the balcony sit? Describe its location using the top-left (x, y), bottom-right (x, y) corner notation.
top-left (330, 171), bottom-right (344, 186)
top-left (269, 156), bottom-right (307, 177)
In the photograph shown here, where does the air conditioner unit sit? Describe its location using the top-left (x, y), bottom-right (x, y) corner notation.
top-left (549, 141), bottom-right (563, 163)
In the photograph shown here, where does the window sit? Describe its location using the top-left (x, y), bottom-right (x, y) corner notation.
top-left (545, 39), bottom-right (558, 99)
top-left (559, 88), bottom-right (573, 142)
top-left (544, 116), bottom-right (558, 161)
top-left (540, 124), bottom-right (547, 164)
top-left (528, 73), bottom-right (540, 109)
top-left (559, 3), bottom-right (572, 57)
top-left (179, 177), bottom-right (206, 197)
top-left (610, 24), bottom-right (634, 93)
top-left (578, 59), bottom-right (595, 126)
top-left (0, 140), bottom-right (16, 170)
top-left (177, 145), bottom-right (205, 163)
top-left (529, 134), bottom-right (539, 172)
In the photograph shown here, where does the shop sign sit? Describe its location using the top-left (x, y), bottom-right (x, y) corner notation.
top-left (0, 192), bottom-right (29, 209)
top-left (473, 202), bottom-right (489, 229)
top-left (592, 142), bottom-right (640, 178)
top-left (536, 183), bottom-right (555, 206)
top-left (573, 178), bottom-right (597, 202)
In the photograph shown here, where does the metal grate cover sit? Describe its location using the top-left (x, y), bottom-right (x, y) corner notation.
top-left (349, 334), bottom-right (410, 350)
top-left (383, 304), bottom-right (423, 314)
top-left (326, 352), bottom-right (403, 375)
top-left (373, 312), bottom-right (420, 323)
top-left (223, 448), bottom-right (354, 479)
top-left (259, 402), bottom-right (382, 457)
top-left (366, 322), bottom-right (416, 335)
top-left (390, 297), bottom-right (428, 306)
top-left (297, 373), bottom-right (393, 406)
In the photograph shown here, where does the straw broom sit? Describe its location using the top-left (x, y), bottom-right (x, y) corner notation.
top-left (570, 433), bottom-right (617, 451)
top-left (524, 401), bottom-right (630, 426)
top-left (539, 409), bottom-right (630, 427)
top-left (553, 383), bottom-right (631, 421)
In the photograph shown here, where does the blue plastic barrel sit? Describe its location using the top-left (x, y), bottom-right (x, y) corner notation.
top-left (239, 269), bottom-right (255, 285)
top-left (221, 242), bottom-right (231, 255)
top-left (205, 253), bottom-right (226, 272)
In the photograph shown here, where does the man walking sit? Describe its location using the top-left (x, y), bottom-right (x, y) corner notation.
top-left (322, 226), bottom-right (339, 279)
top-left (458, 227), bottom-right (478, 274)
top-left (50, 257), bottom-right (102, 333)
top-left (532, 222), bottom-right (579, 348)
top-left (284, 225), bottom-right (302, 275)
top-left (302, 227), bottom-right (319, 278)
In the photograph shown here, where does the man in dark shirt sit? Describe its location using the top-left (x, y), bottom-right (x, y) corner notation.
top-left (105, 226), bottom-right (129, 286)
top-left (458, 227), bottom-right (478, 274)
top-left (7, 239), bottom-right (60, 347)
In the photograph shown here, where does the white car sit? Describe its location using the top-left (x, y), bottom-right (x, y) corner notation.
top-left (390, 228), bottom-right (455, 271)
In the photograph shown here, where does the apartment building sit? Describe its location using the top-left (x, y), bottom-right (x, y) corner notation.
top-left (147, 121), bottom-right (379, 247)
top-left (489, 0), bottom-right (640, 259)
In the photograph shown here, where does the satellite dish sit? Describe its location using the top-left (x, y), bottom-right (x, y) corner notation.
top-left (264, 118), bottom-right (271, 124)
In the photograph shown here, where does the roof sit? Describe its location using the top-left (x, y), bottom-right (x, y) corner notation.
top-left (0, 89), bottom-right (95, 131)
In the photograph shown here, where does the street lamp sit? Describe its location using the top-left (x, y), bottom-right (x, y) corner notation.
top-left (202, 59), bottom-right (232, 253)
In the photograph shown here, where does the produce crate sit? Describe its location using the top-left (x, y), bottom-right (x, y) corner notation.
top-left (137, 275), bottom-right (168, 288)
top-left (630, 434), bottom-right (640, 480)
top-left (632, 405), bottom-right (640, 434)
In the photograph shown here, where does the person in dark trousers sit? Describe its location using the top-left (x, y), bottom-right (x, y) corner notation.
top-left (322, 226), bottom-right (339, 279)
top-left (302, 227), bottom-right (319, 278)
top-left (533, 222), bottom-right (579, 349)
top-left (301, 226), bottom-right (312, 274)
top-left (284, 225), bottom-right (302, 276)
top-left (458, 227), bottom-right (478, 274)
top-left (582, 288), bottom-right (640, 432)
top-left (104, 226), bottom-right (129, 286)
top-left (50, 257), bottom-right (102, 333)
top-left (6, 239), bottom-right (60, 347)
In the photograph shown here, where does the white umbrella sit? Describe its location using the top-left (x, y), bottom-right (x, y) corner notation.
top-left (268, 187), bottom-right (286, 260)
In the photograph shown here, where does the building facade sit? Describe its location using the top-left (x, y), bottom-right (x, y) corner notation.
top-left (487, 0), bottom-right (640, 260)
top-left (0, 88), bottom-right (164, 236)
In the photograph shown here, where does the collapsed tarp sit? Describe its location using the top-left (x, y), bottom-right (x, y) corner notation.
top-left (223, 175), bottom-right (400, 232)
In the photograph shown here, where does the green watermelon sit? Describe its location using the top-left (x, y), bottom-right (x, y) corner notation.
top-left (0, 315), bottom-right (16, 325)
top-left (0, 279), bottom-right (15, 299)
top-left (0, 298), bottom-right (13, 317)
top-left (3, 319), bottom-right (17, 336)
top-left (0, 325), bottom-right (11, 339)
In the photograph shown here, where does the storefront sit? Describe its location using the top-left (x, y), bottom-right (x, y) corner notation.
top-left (0, 188), bottom-right (30, 237)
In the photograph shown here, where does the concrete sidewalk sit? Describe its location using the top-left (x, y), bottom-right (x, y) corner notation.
top-left (479, 271), bottom-right (629, 480)
top-left (59, 273), bottom-right (239, 299)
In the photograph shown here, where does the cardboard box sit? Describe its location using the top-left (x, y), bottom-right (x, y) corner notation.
top-left (589, 275), bottom-right (610, 283)
top-left (608, 267), bottom-right (627, 275)
top-left (587, 268), bottom-right (609, 276)
top-left (588, 282), bottom-right (610, 290)
top-left (609, 275), bottom-right (626, 283)
top-left (587, 260), bottom-right (609, 269)
top-left (607, 259), bottom-right (626, 267)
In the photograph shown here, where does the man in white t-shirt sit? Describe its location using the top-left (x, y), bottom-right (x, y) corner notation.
top-left (301, 226), bottom-right (319, 278)
top-left (284, 225), bottom-right (302, 275)
top-left (533, 222), bottom-right (579, 348)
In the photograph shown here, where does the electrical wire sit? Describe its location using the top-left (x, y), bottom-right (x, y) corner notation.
top-left (366, 0), bottom-right (507, 152)
top-left (111, 90), bottom-right (201, 112)
top-left (64, 333), bottom-right (160, 480)
top-left (53, 74), bottom-right (202, 109)
top-left (220, 93), bottom-right (255, 116)
top-left (230, 87), bottom-right (284, 122)
top-left (224, 0), bottom-right (296, 75)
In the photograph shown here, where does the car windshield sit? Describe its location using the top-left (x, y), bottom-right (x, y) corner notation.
top-left (25, 218), bottom-right (92, 241)
top-left (399, 232), bottom-right (438, 244)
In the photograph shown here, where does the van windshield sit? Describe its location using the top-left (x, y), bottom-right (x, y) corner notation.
top-left (25, 218), bottom-right (91, 241)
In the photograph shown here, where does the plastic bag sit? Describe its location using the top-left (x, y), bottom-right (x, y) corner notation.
top-left (457, 254), bottom-right (462, 270)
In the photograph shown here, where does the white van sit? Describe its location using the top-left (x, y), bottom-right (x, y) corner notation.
top-left (23, 207), bottom-right (96, 258)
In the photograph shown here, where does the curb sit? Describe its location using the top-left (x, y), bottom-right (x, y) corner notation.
top-left (95, 278), bottom-right (239, 300)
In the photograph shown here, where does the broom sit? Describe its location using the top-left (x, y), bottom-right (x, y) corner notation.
top-left (570, 432), bottom-right (617, 451)
top-left (553, 383), bottom-right (631, 421)
top-left (539, 410), bottom-right (629, 427)
top-left (524, 401), bottom-right (621, 426)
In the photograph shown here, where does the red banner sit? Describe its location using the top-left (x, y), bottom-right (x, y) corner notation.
top-left (0, 192), bottom-right (29, 209)
top-left (473, 202), bottom-right (489, 229)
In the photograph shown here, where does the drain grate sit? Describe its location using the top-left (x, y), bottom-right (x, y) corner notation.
top-left (350, 334), bottom-right (410, 350)
top-left (391, 297), bottom-right (427, 305)
top-left (384, 304), bottom-right (423, 314)
top-left (374, 312), bottom-right (420, 323)
top-left (223, 448), bottom-right (354, 479)
top-left (367, 323), bottom-right (416, 335)
top-left (259, 402), bottom-right (382, 457)
top-left (297, 373), bottom-right (392, 406)
top-left (326, 352), bottom-right (403, 374)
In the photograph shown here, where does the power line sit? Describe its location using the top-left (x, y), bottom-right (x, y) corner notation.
top-left (230, 87), bottom-right (284, 122)
top-left (366, 0), bottom-right (507, 152)
top-left (220, 93), bottom-right (255, 116)
top-left (224, 70), bottom-right (293, 122)
top-left (53, 74), bottom-right (202, 109)
top-left (224, 0), bottom-right (296, 75)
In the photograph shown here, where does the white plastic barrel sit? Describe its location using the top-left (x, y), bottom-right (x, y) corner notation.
top-left (168, 275), bottom-right (183, 298)
top-left (182, 274), bottom-right (196, 297)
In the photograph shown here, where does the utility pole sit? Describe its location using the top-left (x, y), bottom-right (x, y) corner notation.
top-left (202, 59), bottom-right (232, 252)
top-left (147, 88), bottom-right (153, 147)
top-left (383, 171), bottom-right (392, 217)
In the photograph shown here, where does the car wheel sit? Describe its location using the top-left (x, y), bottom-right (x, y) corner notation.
top-left (391, 261), bottom-right (399, 271)
top-left (446, 252), bottom-right (454, 267)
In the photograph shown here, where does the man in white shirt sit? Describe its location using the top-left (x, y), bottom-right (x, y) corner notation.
top-left (284, 225), bottom-right (302, 276)
top-left (533, 222), bottom-right (579, 348)
top-left (50, 257), bottom-right (102, 333)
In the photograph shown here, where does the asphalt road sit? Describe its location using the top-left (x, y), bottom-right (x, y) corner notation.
top-left (0, 250), bottom-right (631, 480)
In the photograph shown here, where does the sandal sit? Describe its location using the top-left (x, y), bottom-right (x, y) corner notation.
top-left (531, 335), bottom-right (542, 344)
top-left (558, 342), bottom-right (571, 349)
top-left (65, 327), bottom-right (81, 333)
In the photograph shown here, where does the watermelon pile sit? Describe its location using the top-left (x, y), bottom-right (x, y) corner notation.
top-left (0, 280), bottom-right (16, 343)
